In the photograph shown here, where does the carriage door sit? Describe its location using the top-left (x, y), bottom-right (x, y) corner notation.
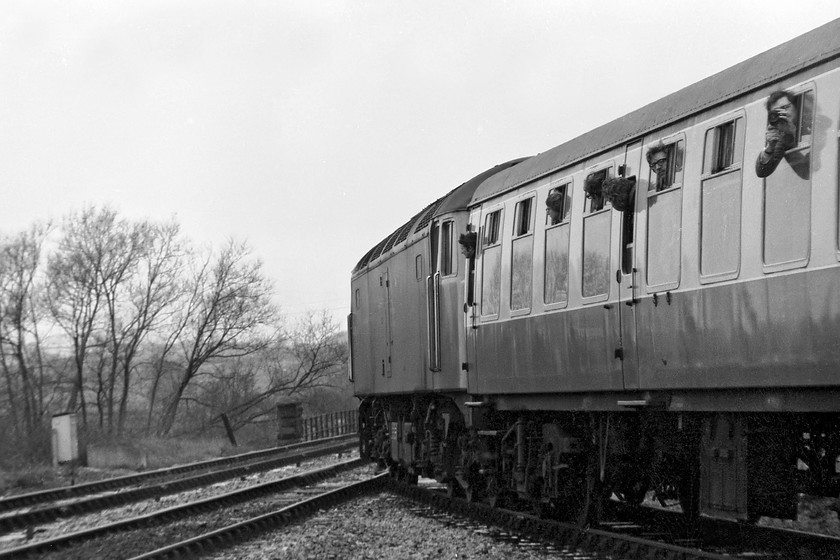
top-left (463, 211), bottom-right (481, 385)
top-left (616, 141), bottom-right (642, 390)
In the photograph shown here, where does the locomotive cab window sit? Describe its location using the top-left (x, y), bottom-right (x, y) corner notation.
top-left (545, 180), bottom-right (572, 306)
top-left (481, 209), bottom-right (503, 318)
top-left (511, 197), bottom-right (534, 313)
top-left (700, 115), bottom-right (745, 282)
top-left (440, 220), bottom-right (455, 276)
top-left (763, 88), bottom-right (813, 272)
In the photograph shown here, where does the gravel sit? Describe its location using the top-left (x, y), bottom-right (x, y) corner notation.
top-left (205, 492), bottom-right (601, 560)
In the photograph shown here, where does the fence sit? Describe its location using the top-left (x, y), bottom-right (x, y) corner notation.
top-left (301, 410), bottom-right (357, 441)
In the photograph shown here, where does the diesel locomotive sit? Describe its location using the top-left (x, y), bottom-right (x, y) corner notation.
top-left (348, 19), bottom-right (840, 524)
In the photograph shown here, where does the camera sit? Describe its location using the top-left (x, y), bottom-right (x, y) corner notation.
top-left (768, 110), bottom-right (782, 125)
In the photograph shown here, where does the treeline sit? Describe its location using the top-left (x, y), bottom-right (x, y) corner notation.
top-left (0, 206), bottom-right (349, 462)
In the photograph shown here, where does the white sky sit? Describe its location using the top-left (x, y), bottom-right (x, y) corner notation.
top-left (2, 1), bottom-right (839, 323)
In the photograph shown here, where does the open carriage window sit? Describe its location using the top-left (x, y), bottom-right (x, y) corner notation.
top-left (647, 140), bottom-right (684, 191)
top-left (584, 169), bottom-right (608, 212)
top-left (762, 89), bottom-right (813, 271)
top-left (545, 183), bottom-right (571, 225)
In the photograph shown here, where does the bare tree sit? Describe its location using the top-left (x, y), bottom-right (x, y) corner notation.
top-left (208, 310), bottom-right (348, 431)
top-left (115, 221), bottom-right (185, 435)
top-left (46, 206), bottom-right (121, 429)
top-left (155, 239), bottom-right (278, 436)
top-left (0, 223), bottom-right (52, 441)
top-left (94, 215), bottom-right (151, 434)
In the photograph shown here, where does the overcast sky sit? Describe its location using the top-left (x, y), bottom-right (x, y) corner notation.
top-left (2, 1), bottom-right (839, 324)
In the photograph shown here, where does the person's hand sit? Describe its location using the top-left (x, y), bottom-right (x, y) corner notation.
top-left (764, 127), bottom-right (781, 154)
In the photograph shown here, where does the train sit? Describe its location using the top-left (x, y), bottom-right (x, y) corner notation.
top-left (348, 18), bottom-right (840, 525)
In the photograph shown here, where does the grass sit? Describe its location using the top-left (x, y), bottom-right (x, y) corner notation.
top-left (0, 435), bottom-right (275, 497)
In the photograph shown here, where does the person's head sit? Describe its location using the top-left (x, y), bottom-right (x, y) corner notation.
top-left (458, 232), bottom-right (476, 258)
top-left (646, 142), bottom-right (668, 175)
top-left (766, 90), bottom-right (797, 126)
top-left (545, 191), bottom-right (565, 224)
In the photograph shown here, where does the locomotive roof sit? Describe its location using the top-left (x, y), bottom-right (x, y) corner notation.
top-left (472, 17), bottom-right (840, 205)
top-left (353, 158), bottom-right (527, 274)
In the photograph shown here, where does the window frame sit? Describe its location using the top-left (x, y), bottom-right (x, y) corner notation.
top-left (698, 110), bottom-right (746, 285)
top-left (584, 167), bottom-right (611, 214)
top-left (647, 138), bottom-right (685, 193)
top-left (544, 177), bottom-right (574, 310)
top-left (510, 194), bottom-right (536, 316)
top-left (645, 134), bottom-right (685, 292)
top-left (440, 219), bottom-right (456, 277)
top-left (479, 206), bottom-right (505, 321)
top-left (581, 162), bottom-right (614, 304)
top-left (545, 180), bottom-right (572, 227)
top-left (762, 85), bottom-right (814, 274)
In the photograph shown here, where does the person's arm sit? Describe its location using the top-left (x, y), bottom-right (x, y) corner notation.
top-left (755, 127), bottom-right (785, 178)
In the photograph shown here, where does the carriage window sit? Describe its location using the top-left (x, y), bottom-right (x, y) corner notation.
top-left (513, 198), bottom-right (533, 236)
top-left (483, 210), bottom-right (501, 245)
top-left (545, 183), bottom-right (571, 225)
top-left (648, 140), bottom-right (684, 191)
top-left (582, 168), bottom-right (611, 299)
top-left (415, 254), bottom-right (423, 280)
top-left (795, 91), bottom-right (814, 144)
top-left (703, 120), bottom-right (742, 175)
top-left (441, 220), bottom-right (454, 276)
top-left (481, 210), bottom-right (503, 318)
top-left (584, 169), bottom-right (608, 212)
top-left (700, 117), bottom-right (744, 281)
top-left (763, 90), bottom-right (813, 271)
top-left (354, 289), bottom-right (360, 309)
top-left (646, 139), bottom-right (684, 288)
top-left (511, 198), bottom-right (534, 312)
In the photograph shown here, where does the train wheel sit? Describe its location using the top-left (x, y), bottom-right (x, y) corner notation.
top-left (405, 470), bottom-right (419, 485)
top-left (486, 476), bottom-right (504, 508)
top-left (465, 481), bottom-right (481, 503)
top-left (559, 447), bottom-right (604, 527)
top-left (445, 479), bottom-right (463, 498)
top-left (679, 463), bottom-right (700, 522)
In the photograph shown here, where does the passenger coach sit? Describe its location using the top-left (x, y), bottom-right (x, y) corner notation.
top-left (349, 19), bottom-right (840, 524)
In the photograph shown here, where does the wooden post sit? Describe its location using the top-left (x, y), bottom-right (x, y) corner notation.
top-left (221, 414), bottom-right (237, 446)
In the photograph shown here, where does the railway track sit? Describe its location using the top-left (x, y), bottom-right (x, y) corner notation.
top-left (0, 435), bottom-right (356, 537)
top-left (388, 477), bottom-right (840, 560)
top-left (0, 458), bottom-right (378, 560)
top-left (0, 434), bottom-right (356, 515)
top-left (7, 449), bottom-right (836, 559)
